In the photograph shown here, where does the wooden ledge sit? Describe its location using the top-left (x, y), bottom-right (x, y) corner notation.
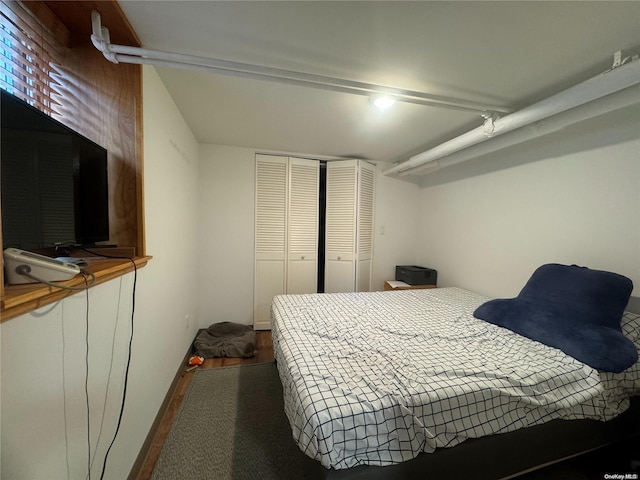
top-left (1, 256), bottom-right (152, 323)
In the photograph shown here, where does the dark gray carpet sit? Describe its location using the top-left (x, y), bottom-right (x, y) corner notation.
top-left (151, 363), bottom-right (324, 480)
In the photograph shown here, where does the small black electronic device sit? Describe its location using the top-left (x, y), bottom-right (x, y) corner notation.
top-left (396, 265), bottom-right (438, 285)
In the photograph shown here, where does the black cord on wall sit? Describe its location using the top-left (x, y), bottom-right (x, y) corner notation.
top-left (28, 247), bottom-right (139, 479)
top-left (83, 275), bottom-right (91, 480)
top-left (16, 248), bottom-right (138, 479)
top-left (74, 251), bottom-right (138, 480)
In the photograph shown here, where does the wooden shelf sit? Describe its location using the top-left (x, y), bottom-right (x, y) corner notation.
top-left (1, 256), bottom-right (151, 322)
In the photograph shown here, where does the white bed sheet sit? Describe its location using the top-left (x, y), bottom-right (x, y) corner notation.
top-left (271, 287), bottom-right (640, 470)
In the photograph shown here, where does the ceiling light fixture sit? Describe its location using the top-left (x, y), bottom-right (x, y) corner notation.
top-left (371, 95), bottom-right (396, 112)
top-left (89, 11), bottom-right (512, 116)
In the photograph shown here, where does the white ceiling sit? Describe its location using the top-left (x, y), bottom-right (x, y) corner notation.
top-left (117, 1), bottom-right (640, 165)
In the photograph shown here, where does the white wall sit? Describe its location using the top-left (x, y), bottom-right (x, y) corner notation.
top-left (1, 277), bottom-right (137, 480)
top-left (415, 105), bottom-right (640, 299)
top-left (371, 167), bottom-right (422, 290)
top-left (112, 65), bottom-right (201, 476)
top-left (198, 144), bottom-right (256, 326)
top-left (0, 65), bottom-right (201, 479)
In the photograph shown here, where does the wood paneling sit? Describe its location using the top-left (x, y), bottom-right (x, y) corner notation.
top-left (1, 1), bottom-right (146, 314)
top-left (43, 1), bottom-right (141, 47)
top-left (19, 1), bottom-right (144, 255)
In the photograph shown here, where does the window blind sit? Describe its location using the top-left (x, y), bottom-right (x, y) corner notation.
top-left (0, 0), bottom-right (64, 116)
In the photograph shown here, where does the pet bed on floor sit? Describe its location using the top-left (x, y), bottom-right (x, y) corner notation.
top-left (194, 322), bottom-right (256, 358)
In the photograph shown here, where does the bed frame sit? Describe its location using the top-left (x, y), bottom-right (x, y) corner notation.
top-left (319, 396), bottom-right (639, 479)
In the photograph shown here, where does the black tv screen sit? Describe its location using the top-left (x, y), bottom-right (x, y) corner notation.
top-left (1, 90), bottom-right (109, 250)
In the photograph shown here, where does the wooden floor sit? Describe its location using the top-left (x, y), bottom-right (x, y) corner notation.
top-left (135, 330), bottom-right (275, 480)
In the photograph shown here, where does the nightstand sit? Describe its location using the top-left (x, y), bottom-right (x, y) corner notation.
top-left (384, 280), bottom-right (437, 291)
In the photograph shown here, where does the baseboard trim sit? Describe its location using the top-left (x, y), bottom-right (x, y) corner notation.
top-left (127, 340), bottom-right (194, 480)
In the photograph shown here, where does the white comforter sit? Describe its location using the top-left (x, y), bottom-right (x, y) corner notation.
top-left (271, 288), bottom-right (640, 469)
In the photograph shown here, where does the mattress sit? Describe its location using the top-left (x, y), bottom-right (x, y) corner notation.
top-left (271, 287), bottom-right (640, 470)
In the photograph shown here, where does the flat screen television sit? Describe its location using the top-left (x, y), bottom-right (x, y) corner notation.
top-left (1, 90), bottom-right (109, 251)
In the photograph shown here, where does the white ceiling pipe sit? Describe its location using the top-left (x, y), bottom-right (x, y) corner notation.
top-left (402, 84), bottom-right (640, 176)
top-left (89, 11), bottom-right (511, 115)
top-left (106, 52), bottom-right (497, 113)
top-left (384, 59), bottom-right (640, 176)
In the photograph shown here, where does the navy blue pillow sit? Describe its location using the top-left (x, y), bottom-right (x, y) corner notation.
top-left (473, 264), bottom-right (636, 373)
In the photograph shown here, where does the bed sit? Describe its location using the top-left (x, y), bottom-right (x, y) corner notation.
top-left (271, 285), bottom-right (640, 479)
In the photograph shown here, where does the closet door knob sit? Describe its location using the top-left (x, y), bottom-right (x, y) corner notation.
top-left (301, 255), bottom-right (305, 260)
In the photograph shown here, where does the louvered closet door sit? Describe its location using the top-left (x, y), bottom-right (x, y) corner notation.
top-left (254, 155), bottom-right (287, 330)
top-left (356, 161), bottom-right (375, 292)
top-left (287, 158), bottom-right (319, 294)
top-left (325, 160), bottom-right (357, 293)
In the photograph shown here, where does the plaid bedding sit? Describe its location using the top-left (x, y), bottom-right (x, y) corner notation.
top-left (271, 287), bottom-right (640, 469)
